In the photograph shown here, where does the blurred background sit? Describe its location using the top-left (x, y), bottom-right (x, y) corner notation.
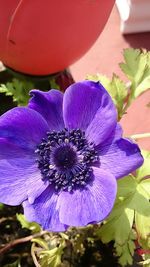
top-left (70, 3), bottom-right (150, 150)
top-left (0, 1), bottom-right (150, 150)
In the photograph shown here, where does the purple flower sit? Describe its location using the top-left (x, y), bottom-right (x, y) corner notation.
top-left (0, 81), bottom-right (143, 231)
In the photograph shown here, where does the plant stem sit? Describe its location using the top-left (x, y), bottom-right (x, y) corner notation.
top-left (31, 243), bottom-right (41, 267)
top-left (130, 133), bottom-right (150, 140)
top-left (0, 230), bottom-right (47, 255)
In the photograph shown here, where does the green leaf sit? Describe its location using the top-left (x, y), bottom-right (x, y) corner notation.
top-left (134, 150), bottom-right (150, 243)
top-left (117, 174), bottom-right (137, 199)
top-left (120, 48), bottom-right (150, 98)
top-left (116, 173), bottom-right (150, 217)
top-left (120, 48), bottom-right (143, 82)
top-left (32, 237), bottom-right (49, 250)
top-left (135, 51), bottom-right (150, 97)
top-left (127, 181), bottom-right (150, 216)
top-left (136, 150), bottom-right (150, 181)
top-left (97, 172), bottom-right (150, 266)
top-left (115, 238), bottom-right (135, 267)
top-left (0, 78), bottom-right (34, 106)
top-left (111, 74), bottom-right (127, 103)
top-left (40, 241), bottom-right (65, 267)
top-left (135, 213), bottom-right (150, 240)
top-left (97, 207), bottom-right (134, 245)
top-left (96, 176), bottom-right (136, 245)
top-left (16, 214), bottom-right (41, 233)
top-left (139, 179), bottom-right (150, 199)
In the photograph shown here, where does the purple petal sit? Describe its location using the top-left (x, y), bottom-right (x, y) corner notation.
top-left (0, 134), bottom-right (48, 205)
top-left (97, 123), bottom-right (123, 148)
top-left (23, 187), bottom-right (67, 232)
top-left (58, 168), bottom-right (117, 226)
top-left (26, 170), bottom-right (49, 205)
top-left (0, 137), bottom-right (32, 159)
top-left (85, 95), bottom-right (117, 145)
top-left (63, 81), bottom-right (117, 135)
top-left (0, 159), bottom-right (34, 205)
top-left (28, 89), bottom-right (64, 131)
top-left (108, 123), bottom-right (123, 142)
top-left (99, 138), bottom-right (144, 179)
top-left (0, 160), bottom-right (48, 205)
top-left (0, 107), bottom-right (49, 151)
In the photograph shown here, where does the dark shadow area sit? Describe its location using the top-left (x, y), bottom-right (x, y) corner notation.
top-left (123, 32), bottom-right (150, 50)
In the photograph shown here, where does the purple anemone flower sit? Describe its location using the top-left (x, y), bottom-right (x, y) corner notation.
top-left (0, 81), bottom-right (143, 231)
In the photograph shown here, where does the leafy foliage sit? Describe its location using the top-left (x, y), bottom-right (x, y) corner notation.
top-left (120, 48), bottom-right (150, 98)
top-left (31, 234), bottom-right (67, 267)
top-left (16, 214), bottom-right (41, 233)
top-left (0, 78), bottom-right (34, 106)
top-left (87, 48), bottom-right (150, 120)
top-left (39, 240), bottom-right (65, 267)
top-left (96, 150), bottom-right (150, 266)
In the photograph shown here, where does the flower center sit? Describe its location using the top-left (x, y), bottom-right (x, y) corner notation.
top-left (35, 128), bottom-right (98, 192)
top-left (52, 145), bottom-right (77, 171)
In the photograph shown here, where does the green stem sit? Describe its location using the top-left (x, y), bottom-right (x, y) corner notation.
top-left (122, 85), bottom-right (134, 114)
top-left (130, 133), bottom-right (150, 140)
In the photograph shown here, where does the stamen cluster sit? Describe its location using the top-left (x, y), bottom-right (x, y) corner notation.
top-left (35, 128), bottom-right (98, 192)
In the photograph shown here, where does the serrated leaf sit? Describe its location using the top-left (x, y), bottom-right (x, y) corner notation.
top-left (98, 207), bottom-right (134, 244)
top-left (16, 214), bottom-right (41, 233)
top-left (120, 48), bottom-right (150, 98)
top-left (106, 74), bottom-right (128, 118)
top-left (0, 78), bottom-right (34, 106)
top-left (97, 171), bottom-right (150, 266)
top-left (128, 239), bottom-right (136, 255)
top-left (114, 231), bottom-right (136, 267)
top-left (120, 48), bottom-right (141, 79)
top-left (40, 252), bottom-right (61, 267)
top-left (40, 243), bottom-right (65, 267)
top-left (96, 176), bottom-right (136, 245)
top-left (116, 242), bottom-right (133, 266)
top-left (111, 74), bottom-right (127, 99)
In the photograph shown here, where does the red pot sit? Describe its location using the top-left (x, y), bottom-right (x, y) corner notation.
top-left (0, 0), bottom-right (115, 75)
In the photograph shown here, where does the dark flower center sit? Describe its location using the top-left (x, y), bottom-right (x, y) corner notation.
top-left (35, 128), bottom-right (98, 192)
top-left (52, 145), bottom-right (77, 171)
